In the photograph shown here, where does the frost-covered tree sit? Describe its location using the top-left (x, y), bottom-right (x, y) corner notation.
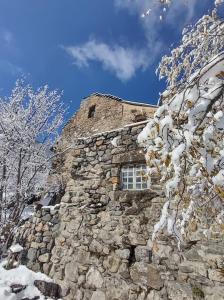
top-left (0, 81), bottom-right (65, 244)
top-left (139, 5), bottom-right (224, 244)
top-left (141, 0), bottom-right (224, 21)
top-left (157, 9), bottom-right (224, 90)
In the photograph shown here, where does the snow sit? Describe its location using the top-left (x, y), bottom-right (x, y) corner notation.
top-left (214, 110), bottom-right (223, 121)
top-left (21, 206), bottom-right (34, 220)
top-left (0, 81), bottom-right (65, 237)
top-left (0, 263), bottom-right (53, 300)
top-left (42, 204), bottom-right (60, 212)
top-left (152, 201), bottom-right (169, 240)
top-left (180, 201), bottom-right (195, 235)
top-left (212, 170), bottom-right (224, 187)
top-left (215, 0), bottom-right (224, 7)
top-left (111, 137), bottom-right (119, 147)
top-left (139, 50), bottom-right (224, 241)
top-left (157, 9), bottom-right (224, 88)
top-left (9, 245), bottom-right (23, 254)
top-left (74, 119), bottom-right (150, 142)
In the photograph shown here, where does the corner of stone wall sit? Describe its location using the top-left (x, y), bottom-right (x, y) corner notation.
top-left (14, 205), bottom-right (60, 275)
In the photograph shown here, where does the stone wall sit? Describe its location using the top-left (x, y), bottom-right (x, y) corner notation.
top-left (14, 120), bottom-right (224, 299)
top-left (60, 94), bottom-right (156, 147)
top-left (14, 206), bottom-right (60, 275)
top-left (47, 121), bottom-right (165, 299)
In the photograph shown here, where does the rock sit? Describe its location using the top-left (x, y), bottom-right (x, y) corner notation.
top-left (43, 263), bottom-right (52, 275)
top-left (30, 242), bottom-right (45, 249)
top-left (27, 248), bottom-right (37, 262)
top-left (146, 290), bottom-right (161, 300)
top-left (130, 262), bottom-right (163, 290)
top-left (35, 223), bottom-right (43, 232)
top-left (86, 267), bottom-right (103, 289)
top-left (135, 246), bottom-right (149, 262)
top-left (203, 285), bottom-right (224, 300)
top-left (147, 265), bottom-right (164, 290)
top-left (128, 232), bottom-right (147, 245)
top-left (66, 216), bottom-right (83, 233)
top-left (166, 282), bottom-right (193, 300)
top-left (65, 262), bottom-right (79, 282)
top-left (111, 177), bottom-right (120, 184)
top-left (153, 243), bottom-right (172, 259)
top-left (103, 254), bottom-right (121, 273)
top-left (91, 291), bottom-right (106, 300)
top-left (43, 236), bottom-right (51, 243)
top-left (38, 253), bottom-right (50, 263)
top-left (34, 280), bottom-right (62, 299)
top-left (42, 214), bottom-right (51, 222)
top-left (10, 284), bottom-right (26, 293)
top-left (78, 275), bottom-right (85, 286)
top-left (179, 261), bottom-right (208, 277)
top-left (188, 274), bottom-right (214, 286)
top-left (208, 269), bottom-right (224, 283)
top-left (115, 249), bottom-right (130, 260)
top-left (198, 248), bottom-right (224, 269)
top-left (21, 297), bottom-right (40, 300)
top-left (29, 262), bottom-right (41, 272)
top-left (89, 240), bottom-right (103, 253)
top-left (76, 249), bottom-right (90, 264)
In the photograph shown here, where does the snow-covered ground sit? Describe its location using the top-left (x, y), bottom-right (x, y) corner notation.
top-left (0, 263), bottom-right (53, 300)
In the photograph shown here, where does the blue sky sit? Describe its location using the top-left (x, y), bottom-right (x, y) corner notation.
top-left (0, 0), bottom-right (215, 121)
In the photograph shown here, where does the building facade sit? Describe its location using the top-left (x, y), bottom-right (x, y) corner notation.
top-left (14, 94), bottom-right (224, 300)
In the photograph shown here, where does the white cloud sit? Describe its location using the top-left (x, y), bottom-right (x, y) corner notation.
top-left (64, 0), bottom-right (210, 81)
top-left (65, 40), bottom-right (150, 81)
top-left (0, 60), bottom-right (23, 76)
top-left (2, 30), bottom-right (13, 45)
top-left (0, 29), bottom-right (14, 47)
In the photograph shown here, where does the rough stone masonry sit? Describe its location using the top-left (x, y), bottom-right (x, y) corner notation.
top-left (15, 94), bottom-right (224, 300)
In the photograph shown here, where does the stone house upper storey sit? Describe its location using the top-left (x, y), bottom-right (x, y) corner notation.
top-left (60, 93), bottom-right (156, 146)
top-left (51, 93), bottom-right (160, 198)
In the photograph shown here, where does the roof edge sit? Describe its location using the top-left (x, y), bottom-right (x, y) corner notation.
top-left (82, 93), bottom-right (158, 108)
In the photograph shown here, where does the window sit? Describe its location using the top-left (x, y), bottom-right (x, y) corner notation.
top-left (88, 105), bottom-right (96, 118)
top-left (121, 165), bottom-right (148, 190)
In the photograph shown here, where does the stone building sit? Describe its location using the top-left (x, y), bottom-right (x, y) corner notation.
top-left (15, 94), bottom-right (224, 300)
top-left (55, 93), bottom-right (157, 187)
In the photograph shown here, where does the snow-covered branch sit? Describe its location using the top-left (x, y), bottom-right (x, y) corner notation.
top-left (139, 53), bottom-right (224, 242)
top-left (157, 10), bottom-right (224, 90)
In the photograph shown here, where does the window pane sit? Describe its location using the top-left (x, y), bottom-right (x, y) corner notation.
top-left (136, 177), bottom-right (141, 183)
top-left (136, 183), bottom-right (141, 189)
top-left (142, 182), bottom-right (148, 189)
top-left (123, 183), bottom-right (127, 190)
top-left (121, 165), bottom-right (148, 190)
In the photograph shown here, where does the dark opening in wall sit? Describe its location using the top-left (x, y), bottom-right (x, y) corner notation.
top-left (88, 105), bottom-right (96, 118)
top-left (128, 245), bottom-right (136, 266)
top-left (134, 114), bottom-right (147, 122)
top-left (148, 249), bottom-right (152, 263)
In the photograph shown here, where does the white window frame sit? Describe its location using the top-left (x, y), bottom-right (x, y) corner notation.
top-left (121, 164), bottom-right (149, 190)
